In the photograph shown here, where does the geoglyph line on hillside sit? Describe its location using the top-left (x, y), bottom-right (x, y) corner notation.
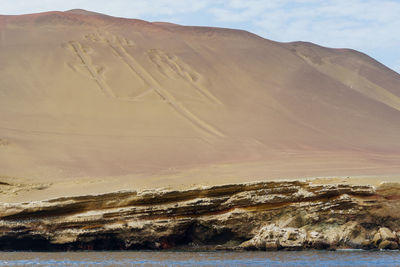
top-left (147, 48), bottom-right (223, 105)
top-left (65, 32), bottom-right (225, 138)
top-left (67, 36), bottom-right (151, 102)
top-left (129, 88), bottom-right (154, 100)
top-left (191, 81), bottom-right (223, 105)
top-left (106, 35), bottom-right (225, 138)
top-left (68, 41), bottom-right (115, 98)
top-left (105, 40), bottom-right (152, 96)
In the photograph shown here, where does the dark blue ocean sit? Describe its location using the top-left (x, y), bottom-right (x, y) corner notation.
top-left (1, 250), bottom-right (399, 266)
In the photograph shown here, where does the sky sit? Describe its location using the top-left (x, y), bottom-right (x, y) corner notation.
top-left (1, 0), bottom-right (399, 73)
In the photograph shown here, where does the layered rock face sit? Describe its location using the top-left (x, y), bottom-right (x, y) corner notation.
top-left (1, 180), bottom-right (399, 251)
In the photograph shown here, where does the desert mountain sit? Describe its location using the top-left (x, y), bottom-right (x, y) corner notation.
top-left (1, 10), bottom-right (400, 198)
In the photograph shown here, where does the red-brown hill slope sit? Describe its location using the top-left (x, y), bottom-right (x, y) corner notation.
top-left (0, 10), bottom-right (399, 193)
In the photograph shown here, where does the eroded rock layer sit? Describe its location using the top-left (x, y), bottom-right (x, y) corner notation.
top-left (1, 180), bottom-right (399, 251)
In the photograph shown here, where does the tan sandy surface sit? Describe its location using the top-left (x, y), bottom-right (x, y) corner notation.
top-left (0, 10), bottom-right (399, 203)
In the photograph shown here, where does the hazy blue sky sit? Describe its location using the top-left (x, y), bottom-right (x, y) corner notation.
top-left (1, 0), bottom-right (399, 73)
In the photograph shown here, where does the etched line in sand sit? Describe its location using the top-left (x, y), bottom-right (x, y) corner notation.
top-left (147, 48), bottom-right (223, 105)
top-left (129, 88), bottom-right (154, 101)
top-left (68, 41), bottom-right (115, 98)
top-left (106, 37), bottom-right (225, 138)
top-left (67, 32), bottom-right (224, 137)
top-left (78, 32), bottom-right (149, 101)
top-left (105, 39), bottom-right (152, 89)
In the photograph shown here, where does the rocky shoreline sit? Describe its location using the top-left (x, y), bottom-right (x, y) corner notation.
top-left (1, 180), bottom-right (400, 251)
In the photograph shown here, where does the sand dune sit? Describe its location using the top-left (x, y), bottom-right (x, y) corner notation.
top-left (0, 10), bottom-right (400, 201)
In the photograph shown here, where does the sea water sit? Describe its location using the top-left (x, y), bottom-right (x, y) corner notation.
top-left (0, 250), bottom-right (399, 266)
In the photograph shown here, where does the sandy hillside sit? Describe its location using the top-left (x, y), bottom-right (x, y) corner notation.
top-left (0, 10), bottom-right (400, 201)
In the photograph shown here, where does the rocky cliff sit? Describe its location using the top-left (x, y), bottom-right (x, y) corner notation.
top-left (1, 180), bottom-right (399, 251)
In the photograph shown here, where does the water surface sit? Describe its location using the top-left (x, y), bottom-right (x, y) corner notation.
top-left (0, 251), bottom-right (399, 266)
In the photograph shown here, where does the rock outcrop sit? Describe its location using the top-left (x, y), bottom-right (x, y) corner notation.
top-left (0, 180), bottom-right (399, 251)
